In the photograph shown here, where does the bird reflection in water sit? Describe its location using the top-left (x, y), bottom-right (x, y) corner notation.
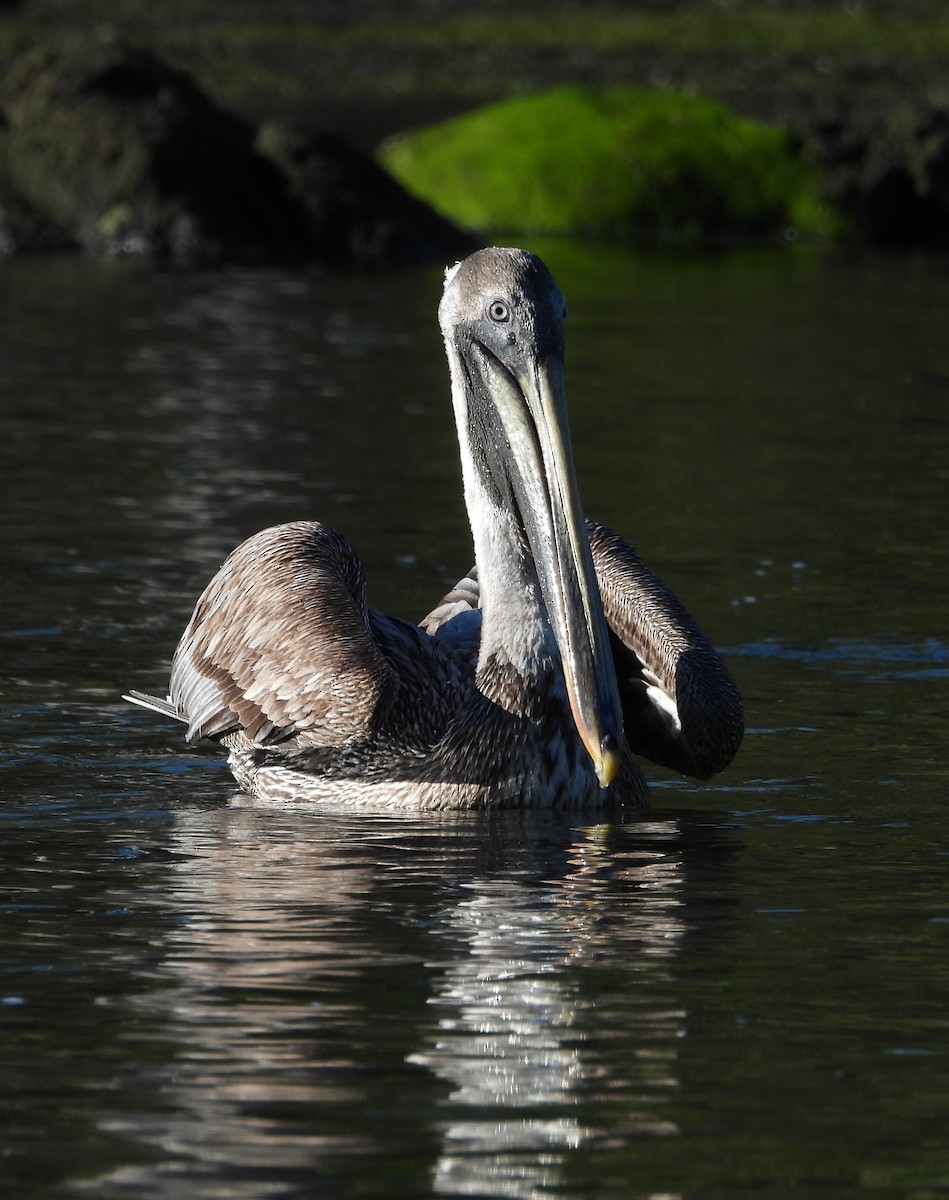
top-left (410, 823), bottom-right (685, 1199)
top-left (90, 811), bottom-right (690, 1199)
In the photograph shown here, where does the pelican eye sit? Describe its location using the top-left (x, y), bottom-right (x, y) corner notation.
top-left (488, 299), bottom-right (510, 324)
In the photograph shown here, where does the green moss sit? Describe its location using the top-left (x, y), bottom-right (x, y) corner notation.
top-left (95, 202), bottom-right (136, 239)
top-left (380, 86), bottom-right (843, 242)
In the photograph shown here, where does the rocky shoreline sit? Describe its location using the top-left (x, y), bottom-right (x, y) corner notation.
top-left (1, 7), bottom-right (948, 263)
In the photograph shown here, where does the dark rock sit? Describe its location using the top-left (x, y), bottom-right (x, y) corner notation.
top-left (793, 94), bottom-right (949, 248)
top-left (0, 37), bottom-right (315, 263)
top-left (0, 121), bottom-right (76, 254)
top-left (257, 121), bottom-right (476, 267)
top-left (0, 183), bottom-right (76, 254)
top-left (0, 38), bottom-right (470, 267)
top-left (0, 37), bottom-right (473, 266)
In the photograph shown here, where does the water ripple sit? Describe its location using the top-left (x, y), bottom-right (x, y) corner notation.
top-left (730, 636), bottom-right (949, 681)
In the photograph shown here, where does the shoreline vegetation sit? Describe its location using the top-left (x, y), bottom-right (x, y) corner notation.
top-left (380, 87), bottom-right (845, 243)
top-left (2, 2), bottom-right (948, 260)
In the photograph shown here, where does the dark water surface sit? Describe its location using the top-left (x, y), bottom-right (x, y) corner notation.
top-left (2, 243), bottom-right (948, 1198)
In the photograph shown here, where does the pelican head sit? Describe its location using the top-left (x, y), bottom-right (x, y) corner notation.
top-left (438, 247), bottom-right (623, 787)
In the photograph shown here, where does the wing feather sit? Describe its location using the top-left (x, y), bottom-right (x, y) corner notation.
top-left (418, 566), bottom-right (482, 652)
top-left (587, 519), bottom-right (743, 779)
top-left (169, 521), bottom-right (393, 748)
top-left (419, 566), bottom-right (480, 634)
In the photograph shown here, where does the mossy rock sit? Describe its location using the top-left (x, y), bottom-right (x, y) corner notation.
top-left (380, 85), bottom-right (841, 241)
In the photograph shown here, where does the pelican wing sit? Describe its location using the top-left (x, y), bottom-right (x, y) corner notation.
top-left (419, 566), bottom-right (480, 645)
top-left (586, 520), bottom-right (743, 779)
top-left (423, 522), bottom-right (743, 780)
top-left (169, 521), bottom-right (394, 748)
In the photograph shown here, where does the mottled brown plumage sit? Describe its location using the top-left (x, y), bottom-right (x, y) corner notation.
top-left (126, 247), bottom-right (743, 810)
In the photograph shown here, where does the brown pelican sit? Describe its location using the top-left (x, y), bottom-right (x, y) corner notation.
top-left (126, 247), bottom-right (742, 809)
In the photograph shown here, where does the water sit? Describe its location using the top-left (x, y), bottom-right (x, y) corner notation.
top-left (2, 242), bottom-right (948, 1198)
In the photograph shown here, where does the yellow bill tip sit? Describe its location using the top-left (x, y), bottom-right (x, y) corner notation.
top-left (592, 733), bottom-right (621, 789)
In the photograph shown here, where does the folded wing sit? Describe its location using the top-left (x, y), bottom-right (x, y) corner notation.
top-left (586, 519), bottom-right (743, 779)
top-left (167, 521), bottom-right (394, 749)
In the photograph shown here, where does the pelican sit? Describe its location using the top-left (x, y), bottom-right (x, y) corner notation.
top-left (126, 247), bottom-right (742, 809)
